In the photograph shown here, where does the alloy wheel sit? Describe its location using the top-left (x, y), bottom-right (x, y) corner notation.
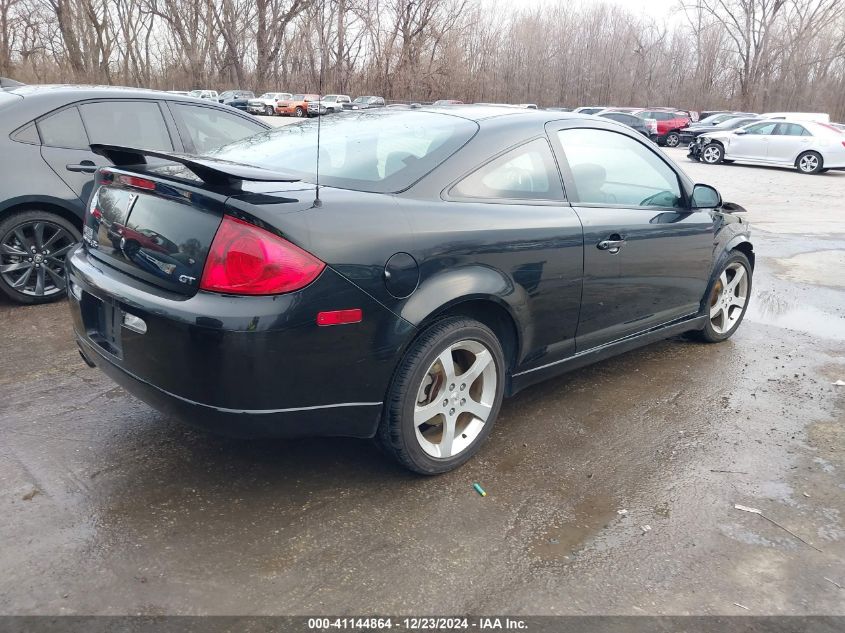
top-left (666, 133), bottom-right (680, 147)
top-left (0, 220), bottom-right (75, 298)
top-left (798, 153), bottom-right (819, 173)
top-left (709, 262), bottom-right (749, 335)
top-left (702, 145), bottom-right (722, 164)
top-left (413, 339), bottom-right (497, 459)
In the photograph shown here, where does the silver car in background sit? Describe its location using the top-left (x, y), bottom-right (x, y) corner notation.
top-left (692, 119), bottom-right (845, 174)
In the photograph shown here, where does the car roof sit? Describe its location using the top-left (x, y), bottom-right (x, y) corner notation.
top-left (5, 84), bottom-right (211, 103)
top-left (366, 104), bottom-right (607, 127)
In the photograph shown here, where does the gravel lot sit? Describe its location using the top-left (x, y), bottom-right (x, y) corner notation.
top-left (1, 127), bottom-right (843, 615)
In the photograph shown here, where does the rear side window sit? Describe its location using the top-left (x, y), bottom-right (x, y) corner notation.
top-left (37, 107), bottom-right (89, 149)
top-left (79, 101), bottom-right (173, 150)
top-left (558, 128), bottom-right (682, 208)
top-left (171, 103), bottom-right (265, 153)
top-left (778, 123), bottom-right (810, 136)
top-left (450, 138), bottom-right (563, 201)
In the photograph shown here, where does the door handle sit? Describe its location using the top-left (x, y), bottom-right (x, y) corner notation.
top-left (597, 235), bottom-right (626, 254)
top-left (66, 161), bottom-right (97, 173)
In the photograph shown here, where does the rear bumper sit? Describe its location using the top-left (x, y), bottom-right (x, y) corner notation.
top-left (67, 245), bottom-right (415, 438)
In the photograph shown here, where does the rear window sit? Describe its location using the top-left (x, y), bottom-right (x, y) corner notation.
top-left (207, 111), bottom-right (478, 193)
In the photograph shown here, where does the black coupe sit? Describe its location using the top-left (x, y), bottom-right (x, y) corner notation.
top-left (67, 107), bottom-right (754, 474)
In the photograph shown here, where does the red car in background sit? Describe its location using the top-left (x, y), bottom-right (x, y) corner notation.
top-left (633, 109), bottom-right (692, 147)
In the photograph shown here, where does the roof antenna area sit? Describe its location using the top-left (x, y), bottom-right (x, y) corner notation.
top-left (313, 0), bottom-right (325, 208)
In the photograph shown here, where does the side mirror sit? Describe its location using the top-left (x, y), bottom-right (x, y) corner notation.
top-left (691, 184), bottom-right (722, 209)
top-left (734, 129), bottom-right (747, 135)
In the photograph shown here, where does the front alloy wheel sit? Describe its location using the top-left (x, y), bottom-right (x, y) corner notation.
top-left (378, 317), bottom-right (505, 474)
top-left (665, 132), bottom-right (680, 147)
top-left (701, 143), bottom-right (724, 164)
top-left (695, 252), bottom-right (752, 343)
top-left (0, 211), bottom-right (79, 304)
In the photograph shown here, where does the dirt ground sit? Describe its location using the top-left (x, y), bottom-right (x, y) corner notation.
top-left (0, 142), bottom-right (843, 615)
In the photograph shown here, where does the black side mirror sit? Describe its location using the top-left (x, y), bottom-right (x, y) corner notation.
top-left (691, 184), bottom-right (722, 209)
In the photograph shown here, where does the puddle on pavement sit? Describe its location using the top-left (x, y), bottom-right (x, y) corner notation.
top-left (746, 288), bottom-right (845, 341)
top-left (529, 495), bottom-right (618, 561)
top-left (772, 250), bottom-right (845, 289)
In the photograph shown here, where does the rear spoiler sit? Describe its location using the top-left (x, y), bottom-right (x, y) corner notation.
top-left (89, 144), bottom-right (300, 188)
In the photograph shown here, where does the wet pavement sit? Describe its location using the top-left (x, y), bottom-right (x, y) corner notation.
top-left (1, 149), bottom-right (843, 615)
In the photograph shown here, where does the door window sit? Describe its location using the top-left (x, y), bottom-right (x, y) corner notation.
top-left (79, 101), bottom-right (173, 150)
top-left (743, 122), bottom-right (778, 135)
top-left (37, 107), bottom-right (89, 149)
top-left (450, 138), bottom-right (563, 201)
top-left (777, 123), bottom-right (810, 136)
top-left (171, 103), bottom-right (265, 153)
top-left (557, 128), bottom-right (682, 208)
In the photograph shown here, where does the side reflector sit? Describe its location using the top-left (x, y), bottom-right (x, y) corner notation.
top-left (317, 309), bottom-right (363, 326)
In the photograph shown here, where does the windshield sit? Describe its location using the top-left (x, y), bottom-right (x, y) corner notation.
top-left (291, 94), bottom-right (305, 101)
top-left (189, 90), bottom-right (202, 97)
top-left (207, 110), bottom-right (477, 193)
top-left (324, 96), bottom-right (337, 102)
top-left (353, 97), bottom-right (367, 103)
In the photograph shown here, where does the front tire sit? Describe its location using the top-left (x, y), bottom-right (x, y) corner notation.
top-left (701, 142), bottom-right (724, 165)
top-left (0, 210), bottom-right (80, 304)
top-left (377, 317), bottom-right (506, 474)
top-left (665, 131), bottom-right (680, 147)
top-left (265, 105), bottom-right (274, 116)
top-left (294, 106), bottom-right (305, 118)
top-left (796, 151), bottom-right (823, 174)
top-left (694, 251), bottom-right (752, 343)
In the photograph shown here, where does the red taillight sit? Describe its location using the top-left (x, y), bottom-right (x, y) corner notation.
top-left (200, 216), bottom-right (325, 295)
top-left (118, 175), bottom-right (156, 190)
top-left (317, 309), bottom-right (363, 326)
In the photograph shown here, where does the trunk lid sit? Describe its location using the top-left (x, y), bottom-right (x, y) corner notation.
top-left (83, 173), bottom-right (225, 297)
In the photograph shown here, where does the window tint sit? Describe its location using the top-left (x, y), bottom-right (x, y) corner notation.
top-left (451, 138), bottom-right (563, 201)
top-left (11, 122), bottom-right (40, 145)
top-left (778, 123), bottom-right (810, 137)
top-left (79, 101), bottom-right (172, 150)
top-left (37, 107), bottom-right (89, 149)
top-left (558, 128), bottom-right (682, 208)
top-left (744, 122), bottom-right (778, 135)
top-left (171, 103), bottom-right (265, 153)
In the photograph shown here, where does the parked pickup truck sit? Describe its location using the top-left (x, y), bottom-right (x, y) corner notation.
top-left (308, 94), bottom-right (351, 116)
top-left (248, 92), bottom-right (292, 116)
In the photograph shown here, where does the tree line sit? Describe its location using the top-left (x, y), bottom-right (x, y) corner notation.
top-left (1, 0), bottom-right (844, 119)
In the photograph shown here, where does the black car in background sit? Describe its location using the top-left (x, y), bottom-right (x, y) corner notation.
top-left (219, 90), bottom-right (255, 111)
top-left (67, 107), bottom-right (754, 474)
top-left (0, 85), bottom-right (269, 304)
top-left (598, 110), bottom-right (656, 142)
top-left (679, 116), bottom-right (761, 145)
top-left (343, 96), bottom-right (385, 110)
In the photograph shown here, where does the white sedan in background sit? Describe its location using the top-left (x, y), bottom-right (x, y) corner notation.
top-left (692, 119), bottom-right (845, 174)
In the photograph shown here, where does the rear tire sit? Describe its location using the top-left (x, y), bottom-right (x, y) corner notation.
top-left (377, 317), bottom-right (506, 475)
top-left (693, 251), bottom-right (752, 343)
top-left (0, 210), bottom-right (80, 305)
top-left (796, 151), bottom-right (823, 174)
